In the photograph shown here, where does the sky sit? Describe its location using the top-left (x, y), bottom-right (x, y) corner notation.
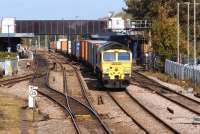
top-left (0, 0), bottom-right (125, 20)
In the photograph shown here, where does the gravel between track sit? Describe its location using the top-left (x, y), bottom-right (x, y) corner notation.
top-left (84, 77), bottom-right (146, 134)
top-left (127, 85), bottom-right (200, 134)
top-left (145, 75), bottom-right (200, 103)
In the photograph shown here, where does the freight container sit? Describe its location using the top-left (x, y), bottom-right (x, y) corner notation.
top-left (60, 39), bottom-right (68, 53)
top-left (71, 42), bottom-right (74, 56)
top-left (82, 41), bottom-right (85, 61)
top-left (88, 41), bottom-right (93, 66)
top-left (86, 40), bottom-right (106, 70)
top-left (68, 41), bottom-right (72, 54)
top-left (93, 44), bottom-right (98, 69)
top-left (83, 41), bottom-right (86, 61)
top-left (80, 40), bottom-right (84, 60)
top-left (76, 41), bottom-right (80, 58)
top-left (50, 41), bottom-right (56, 49)
top-left (56, 41), bottom-right (61, 50)
top-left (85, 41), bottom-right (88, 62)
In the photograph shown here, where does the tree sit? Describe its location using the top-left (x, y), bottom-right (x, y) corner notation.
top-left (152, 6), bottom-right (186, 59)
top-left (124, 0), bottom-right (189, 63)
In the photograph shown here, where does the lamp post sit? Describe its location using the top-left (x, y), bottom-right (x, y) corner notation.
top-left (193, 0), bottom-right (197, 89)
top-left (177, 2), bottom-right (199, 64)
top-left (187, 2), bottom-right (190, 64)
top-left (7, 25), bottom-right (11, 52)
top-left (177, 3), bottom-right (180, 63)
top-left (194, 0), bottom-right (197, 65)
top-left (108, 11), bottom-right (114, 30)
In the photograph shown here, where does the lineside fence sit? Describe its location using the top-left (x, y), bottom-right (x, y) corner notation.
top-left (165, 59), bottom-right (200, 83)
top-left (0, 59), bottom-right (18, 76)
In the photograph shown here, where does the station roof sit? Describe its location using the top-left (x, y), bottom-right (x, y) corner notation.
top-left (0, 33), bottom-right (34, 38)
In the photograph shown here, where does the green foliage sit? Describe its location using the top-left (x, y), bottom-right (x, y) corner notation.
top-left (124, 0), bottom-right (182, 19)
top-left (152, 6), bottom-right (178, 60)
top-left (124, 0), bottom-right (189, 62)
top-left (0, 52), bottom-right (16, 60)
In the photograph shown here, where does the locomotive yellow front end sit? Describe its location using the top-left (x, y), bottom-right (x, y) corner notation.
top-left (101, 49), bottom-right (132, 89)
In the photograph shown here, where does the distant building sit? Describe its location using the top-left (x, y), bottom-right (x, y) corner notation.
top-left (107, 17), bottom-right (151, 35)
top-left (108, 17), bottom-right (125, 31)
top-left (1, 17), bottom-right (16, 34)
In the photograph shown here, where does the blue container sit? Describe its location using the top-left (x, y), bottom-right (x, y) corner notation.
top-left (76, 42), bottom-right (80, 58)
top-left (133, 41), bottom-right (138, 60)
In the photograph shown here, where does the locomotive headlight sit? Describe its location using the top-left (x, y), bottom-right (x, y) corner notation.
top-left (124, 68), bottom-right (131, 74)
top-left (103, 68), bottom-right (109, 73)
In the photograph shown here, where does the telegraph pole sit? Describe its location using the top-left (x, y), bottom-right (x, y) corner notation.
top-left (187, 2), bottom-right (190, 64)
top-left (177, 3), bottom-right (180, 63)
top-left (194, 0), bottom-right (197, 65)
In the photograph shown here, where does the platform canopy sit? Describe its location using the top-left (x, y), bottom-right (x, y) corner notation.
top-left (0, 33), bottom-right (34, 38)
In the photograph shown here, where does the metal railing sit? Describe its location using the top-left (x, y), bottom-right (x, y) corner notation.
top-left (165, 59), bottom-right (200, 83)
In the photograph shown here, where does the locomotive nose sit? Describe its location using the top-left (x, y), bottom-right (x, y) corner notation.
top-left (115, 75), bottom-right (119, 80)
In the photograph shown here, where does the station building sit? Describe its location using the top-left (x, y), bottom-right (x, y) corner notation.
top-left (0, 17), bottom-right (107, 51)
top-left (0, 17), bottom-right (152, 64)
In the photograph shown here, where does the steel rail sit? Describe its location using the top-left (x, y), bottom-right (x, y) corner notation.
top-left (107, 91), bottom-right (149, 134)
top-left (62, 66), bottom-right (81, 134)
top-left (132, 71), bottom-right (200, 115)
top-left (125, 90), bottom-right (179, 134)
top-left (49, 51), bottom-right (112, 134)
top-left (67, 62), bottom-right (112, 134)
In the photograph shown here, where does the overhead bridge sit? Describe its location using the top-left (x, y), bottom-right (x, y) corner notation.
top-left (15, 20), bottom-right (107, 35)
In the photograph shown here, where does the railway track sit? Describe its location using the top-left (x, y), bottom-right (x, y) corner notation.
top-left (33, 51), bottom-right (112, 134)
top-left (31, 51), bottom-right (81, 133)
top-left (69, 64), bottom-right (112, 134)
top-left (108, 90), bottom-right (179, 134)
top-left (132, 71), bottom-right (200, 116)
top-left (63, 66), bottom-right (83, 134)
top-left (0, 73), bottom-right (34, 86)
top-left (55, 52), bottom-right (112, 134)
top-left (0, 56), bottom-right (46, 86)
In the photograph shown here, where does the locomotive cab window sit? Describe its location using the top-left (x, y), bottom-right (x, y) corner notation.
top-left (103, 52), bottom-right (116, 61)
top-left (118, 52), bottom-right (130, 61)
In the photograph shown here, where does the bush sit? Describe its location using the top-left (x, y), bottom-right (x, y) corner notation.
top-left (0, 52), bottom-right (17, 60)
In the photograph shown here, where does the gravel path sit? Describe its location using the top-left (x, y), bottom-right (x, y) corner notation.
top-left (127, 85), bottom-right (200, 134)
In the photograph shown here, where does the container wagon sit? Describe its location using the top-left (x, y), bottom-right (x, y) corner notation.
top-left (71, 40), bottom-right (132, 89)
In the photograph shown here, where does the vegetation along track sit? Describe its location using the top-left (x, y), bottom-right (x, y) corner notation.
top-left (132, 71), bottom-right (200, 115)
top-left (108, 89), bottom-right (179, 134)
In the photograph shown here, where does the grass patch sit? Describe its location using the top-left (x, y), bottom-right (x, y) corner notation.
top-left (0, 93), bottom-right (35, 134)
top-left (144, 71), bottom-right (200, 93)
top-left (0, 52), bottom-right (16, 60)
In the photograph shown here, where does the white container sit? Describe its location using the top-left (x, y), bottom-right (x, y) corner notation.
top-left (5, 60), bottom-right (12, 76)
top-left (56, 41), bottom-right (61, 50)
top-left (68, 41), bottom-right (72, 54)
